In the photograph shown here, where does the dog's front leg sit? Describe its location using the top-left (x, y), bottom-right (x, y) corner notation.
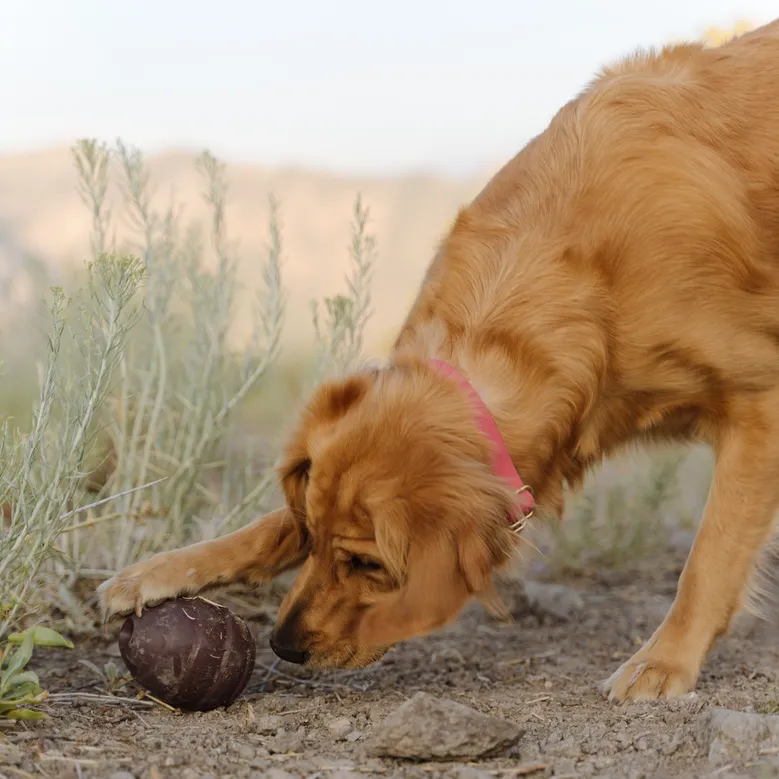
top-left (97, 507), bottom-right (306, 619)
top-left (602, 391), bottom-right (779, 701)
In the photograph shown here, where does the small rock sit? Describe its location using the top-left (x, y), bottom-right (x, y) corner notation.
top-left (367, 704), bottom-right (384, 723)
top-left (327, 716), bottom-right (354, 739)
top-left (524, 580), bottom-right (583, 621)
top-left (459, 767), bottom-right (546, 779)
top-left (661, 733), bottom-right (685, 756)
top-left (232, 742), bottom-right (255, 760)
top-left (552, 758), bottom-right (578, 776)
top-left (755, 757), bottom-right (779, 776)
top-left (267, 727), bottom-right (306, 754)
top-left (455, 768), bottom-right (493, 779)
top-left (0, 746), bottom-right (23, 767)
top-left (364, 691), bottom-right (523, 760)
top-left (258, 770), bottom-right (298, 779)
top-left (255, 714), bottom-right (283, 734)
top-left (492, 571), bottom-right (530, 617)
top-left (359, 758), bottom-right (387, 774)
top-left (345, 730), bottom-right (362, 742)
top-left (321, 758), bottom-right (359, 771)
top-left (696, 707), bottom-right (779, 764)
top-left (553, 736), bottom-right (581, 759)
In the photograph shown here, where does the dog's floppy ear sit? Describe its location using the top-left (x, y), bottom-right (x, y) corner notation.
top-left (357, 533), bottom-right (472, 648)
top-left (457, 508), bottom-right (515, 593)
top-left (278, 451), bottom-right (311, 514)
top-left (311, 372), bottom-right (376, 424)
top-left (277, 371), bottom-right (379, 512)
top-left (359, 478), bottom-right (517, 647)
top-left (457, 515), bottom-right (515, 621)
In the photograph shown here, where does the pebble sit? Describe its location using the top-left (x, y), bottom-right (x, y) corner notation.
top-left (454, 768), bottom-right (493, 779)
top-left (267, 727), bottom-right (306, 755)
top-left (232, 742), bottom-right (255, 760)
top-left (696, 707), bottom-right (779, 764)
top-left (364, 691), bottom-right (523, 760)
top-left (326, 716), bottom-right (354, 739)
top-left (255, 714), bottom-right (284, 734)
top-left (254, 770), bottom-right (297, 779)
top-left (524, 580), bottom-right (584, 621)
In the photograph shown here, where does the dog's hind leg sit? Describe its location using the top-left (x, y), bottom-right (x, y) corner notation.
top-left (602, 389), bottom-right (779, 701)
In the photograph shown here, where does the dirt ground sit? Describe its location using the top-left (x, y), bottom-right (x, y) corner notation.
top-left (5, 539), bottom-right (779, 779)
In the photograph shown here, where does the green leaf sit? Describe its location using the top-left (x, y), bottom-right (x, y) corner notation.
top-left (3, 681), bottom-right (43, 702)
top-left (5, 670), bottom-right (40, 689)
top-left (0, 689), bottom-right (48, 708)
top-left (1, 708), bottom-right (46, 720)
top-left (0, 695), bottom-right (44, 713)
top-left (7, 626), bottom-right (74, 649)
top-left (0, 630), bottom-right (35, 696)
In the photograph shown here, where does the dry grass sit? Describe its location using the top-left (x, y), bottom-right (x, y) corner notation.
top-left (537, 445), bottom-right (713, 577)
top-left (0, 138), bottom-right (377, 639)
top-left (0, 138), bottom-right (717, 642)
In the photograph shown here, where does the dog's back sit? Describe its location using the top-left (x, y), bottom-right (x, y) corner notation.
top-left (398, 20), bottom-right (779, 448)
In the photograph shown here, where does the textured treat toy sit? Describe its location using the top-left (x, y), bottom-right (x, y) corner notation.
top-left (118, 596), bottom-right (256, 711)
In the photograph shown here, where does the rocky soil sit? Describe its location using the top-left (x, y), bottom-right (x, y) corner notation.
top-left (4, 542), bottom-right (779, 779)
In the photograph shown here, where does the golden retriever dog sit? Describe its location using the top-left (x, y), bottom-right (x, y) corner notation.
top-left (100, 19), bottom-right (779, 702)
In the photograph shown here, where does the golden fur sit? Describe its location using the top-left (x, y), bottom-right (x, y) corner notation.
top-left (100, 20), bottom-right (779, 701)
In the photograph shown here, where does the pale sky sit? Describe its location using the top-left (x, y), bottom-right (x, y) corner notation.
top-left (2, 0), bottom-right (777, 175)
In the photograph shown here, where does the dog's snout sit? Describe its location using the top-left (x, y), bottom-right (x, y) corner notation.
top-left (269, 635), bottom-right (310, 665)
top-left (270, 602), bottom-right (310, 664)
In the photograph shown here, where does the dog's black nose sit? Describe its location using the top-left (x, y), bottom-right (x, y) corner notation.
top-left (269, 636), bottom-right (310, 665)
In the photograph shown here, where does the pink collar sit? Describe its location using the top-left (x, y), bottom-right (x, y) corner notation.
top-left (429, 359), bottom-right (535, 526)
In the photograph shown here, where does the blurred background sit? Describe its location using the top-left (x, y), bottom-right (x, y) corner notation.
top-left (0, 3), bottom-right (776, 621)
top-left (2, 0), bottom-right (773, 358)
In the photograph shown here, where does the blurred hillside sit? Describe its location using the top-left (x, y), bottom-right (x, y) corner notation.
top-left (0, 146), bottom-right (486, 356)
top-left (0, 22), bottom-right (755, 360)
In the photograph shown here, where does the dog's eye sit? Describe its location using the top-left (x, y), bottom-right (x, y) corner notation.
top-left (348, 555), bottom-right (383, 574)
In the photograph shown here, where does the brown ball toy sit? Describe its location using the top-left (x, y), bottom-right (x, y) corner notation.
top-left (118, 596), bottom-right (256, 712)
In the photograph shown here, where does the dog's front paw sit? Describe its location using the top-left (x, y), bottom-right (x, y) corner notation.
top-left (97, 553), bottom-right (198, 620)
top-left (601, 652), bottom-right (698, 702)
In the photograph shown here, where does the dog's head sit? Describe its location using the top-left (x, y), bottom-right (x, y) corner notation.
top-left (262, 358), bottom-right (523, 668)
